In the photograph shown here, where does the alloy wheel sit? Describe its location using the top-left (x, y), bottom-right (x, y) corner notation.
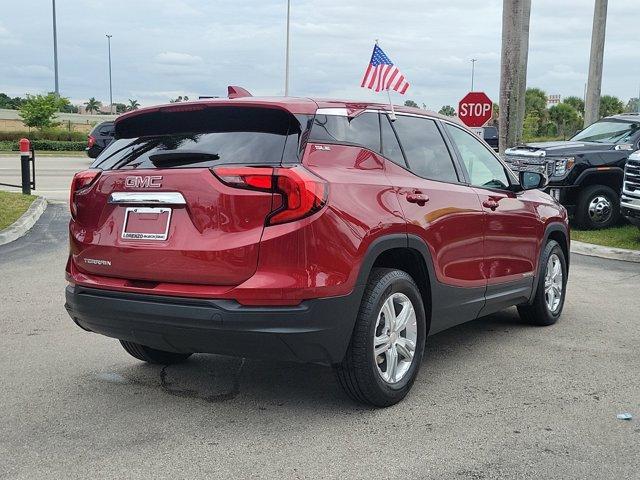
top-left (544, 253), bottom-right (563, 313)
top-left (373, 292), bottom-right (418, 384)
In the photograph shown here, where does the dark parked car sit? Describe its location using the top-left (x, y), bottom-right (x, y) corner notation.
top-left (483, 126), bottom-right (499, 151)
top-left (65, 91), bottom-right (569, 407)
top-left (86, 121), bottom-right (115, 158)
top-left (504, 113), bottom-right (640, 229)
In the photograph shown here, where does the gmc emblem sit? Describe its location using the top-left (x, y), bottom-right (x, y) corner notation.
top-left (125, 175), bottom-right (163, 188)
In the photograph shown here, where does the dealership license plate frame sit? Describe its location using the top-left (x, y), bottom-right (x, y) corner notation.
top-left (121, 207), bottom-right (172, 241)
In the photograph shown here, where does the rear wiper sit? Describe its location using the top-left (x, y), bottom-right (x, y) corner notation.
top-left (148, 151), bottom-right (220, 167)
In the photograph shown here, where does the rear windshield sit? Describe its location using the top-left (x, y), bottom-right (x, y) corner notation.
top-left (93, 107), bottom-right (311, 170)
top-left (92, 122), bottom-right (114, 135)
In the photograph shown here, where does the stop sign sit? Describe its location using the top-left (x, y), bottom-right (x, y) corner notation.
top-left (458, 92), bottom-right (493, 128)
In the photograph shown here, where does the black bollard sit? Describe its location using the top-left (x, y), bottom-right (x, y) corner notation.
top-left (19, 138), bottom-right (31, 195)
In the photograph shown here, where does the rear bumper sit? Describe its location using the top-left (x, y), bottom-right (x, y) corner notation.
top-left (85, 145), bottom-right (102, 158)
top-left (65, 284), bottom-right (363, 365)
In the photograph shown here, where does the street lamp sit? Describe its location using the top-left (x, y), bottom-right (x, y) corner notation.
top-left (470, 58), bottom-right (477, 92)
top-left (106, 34), bottom-right (113, 114)
top-left (52, 0), bottom-right (59, 95)
top-left (284, 0), bottom-right (291, 96)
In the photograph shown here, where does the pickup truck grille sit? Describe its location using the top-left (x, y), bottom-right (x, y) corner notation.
top-left (621, 157), bottom-right (640, 214)
top-left (504, 154), bottom-right (554, 176)
top-left (623, 158), bottom-right (640, 195)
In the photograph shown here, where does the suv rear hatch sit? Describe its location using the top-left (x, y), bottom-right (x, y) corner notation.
top-left (70, 105), bottom-right (308, 286)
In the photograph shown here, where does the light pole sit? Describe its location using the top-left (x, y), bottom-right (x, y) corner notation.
top-left (52, 0), bottom-right (59, 95)
top-left (106, 34), bottom-right (113, 114)
top-left (285, 0), bottom-right (291, 96)
top-left (470, 58), bottom-right (477, 91)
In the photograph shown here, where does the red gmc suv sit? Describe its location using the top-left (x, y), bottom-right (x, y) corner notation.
top-left (65, 89), bottom-right (569, 407)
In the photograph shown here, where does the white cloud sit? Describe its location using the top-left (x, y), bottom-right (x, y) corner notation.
top-left (154, 52), bottom-right (203, 66)
top-left (160, 0), bottom-right (201, 17)
top-left (0, 21), bottom-right (20, 46)
top-left (9, 65), bottom-right (52, 79)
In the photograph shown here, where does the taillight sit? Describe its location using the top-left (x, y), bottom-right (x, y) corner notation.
top-left (211, 165), bottom-right (327, 225)
top-left (87, 135), bottom-right (95, 148)
top-left (213, 166), bottom-right (274, 190)
top-left (70, 169), bottom-right (101, 218)
top-left (268, 167), bottom-right (327, 225)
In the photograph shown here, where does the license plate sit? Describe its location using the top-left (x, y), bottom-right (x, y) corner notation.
top-left (121, 207), bottom-right (171, 241)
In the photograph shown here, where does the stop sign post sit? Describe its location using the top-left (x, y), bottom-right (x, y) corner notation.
top-left (458, 92), bottom-right (493, 128)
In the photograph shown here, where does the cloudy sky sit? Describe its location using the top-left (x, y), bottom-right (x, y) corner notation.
top-left (1, 0), bottom-right (639, 109)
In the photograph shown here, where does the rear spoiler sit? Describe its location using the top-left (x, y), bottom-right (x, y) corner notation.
top-left (114, 105), bottom-right (298, 139)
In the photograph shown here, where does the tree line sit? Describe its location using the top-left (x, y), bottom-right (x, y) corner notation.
top-left (0, 92), bottom-right (141, 118)
top-left (405, 90), bottom-right (638, 140)
top-left (519, 88), bottom-right (635, 139)
top-left (0, 93), bottom-right (142, 130)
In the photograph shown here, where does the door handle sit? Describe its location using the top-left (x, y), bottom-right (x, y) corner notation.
top-left (482, 199), bottom-right (499, 210)
top-left (407, 191), bottom-right (430, 206)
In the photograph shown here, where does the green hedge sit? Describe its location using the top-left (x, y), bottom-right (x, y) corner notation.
top-left (0, 140), bottom-right (86, 151)
top-left (0, 130), bottom-right (87, 142)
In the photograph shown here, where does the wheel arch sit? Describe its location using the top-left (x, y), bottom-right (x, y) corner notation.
top-left (574, 168), bottom-right (623, 191)
top-left (545, 224), bottom-right (570, 272)
top-left (529, 222), bottom-right (570, 303)
top-left (355, 234), bottom-right (437, 334)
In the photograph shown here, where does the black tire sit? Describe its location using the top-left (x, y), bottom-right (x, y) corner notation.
top-left (517, 240), bottom-right (567, 326)
top-left (575, 184), bottom-right (620, 229)
top-left (119, 340), bottom-right (192, 364)
top-left (335, 268), bottom-right (426, 407)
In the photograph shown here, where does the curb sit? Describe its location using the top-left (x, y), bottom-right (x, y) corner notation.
top-left (0, 196), bottom-right (47, 246)
top-left (571, 240), bottom-right (640, 264)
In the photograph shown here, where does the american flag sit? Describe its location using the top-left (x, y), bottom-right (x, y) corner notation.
top-left (361, 44), bottom-right (409, 94)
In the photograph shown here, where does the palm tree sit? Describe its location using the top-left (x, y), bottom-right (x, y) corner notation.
top-left (85, 97), bottom-right (102, 114)
top-left (127, 99), bottom-right (140, 111)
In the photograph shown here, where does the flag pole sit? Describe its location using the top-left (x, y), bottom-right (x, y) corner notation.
top-left (386, 88), bottom-right (396, 121)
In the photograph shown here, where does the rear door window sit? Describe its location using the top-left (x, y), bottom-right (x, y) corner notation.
top-left (310, 112), bottom-right (380, 152)
top-left (93, 107), bottom-right (307, 170)
top-left (392, 115), bottom-right (459, 183)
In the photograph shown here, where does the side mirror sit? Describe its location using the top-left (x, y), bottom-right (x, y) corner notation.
top-left (518, 171), bottom-right (548, 191)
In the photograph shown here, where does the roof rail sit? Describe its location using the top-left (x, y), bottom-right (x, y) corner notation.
top-left (227, 86), bottom-right (252, 99)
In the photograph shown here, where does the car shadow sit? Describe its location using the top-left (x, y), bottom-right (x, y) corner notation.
top-left (97, 307), bottom-right (534, 411)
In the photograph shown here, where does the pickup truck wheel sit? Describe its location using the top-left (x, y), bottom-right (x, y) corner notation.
top-left (575, 184), bottom-right (620, 229)
top-left (119, 340), bottom-right (192, 364)
top-left (517, 240), bottom-right (567, 326)
top-left (335, 268), bottom-right (426, 407)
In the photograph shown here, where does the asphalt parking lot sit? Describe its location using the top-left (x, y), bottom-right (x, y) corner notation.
top-left (0, 201), bottom-right (638, 479)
